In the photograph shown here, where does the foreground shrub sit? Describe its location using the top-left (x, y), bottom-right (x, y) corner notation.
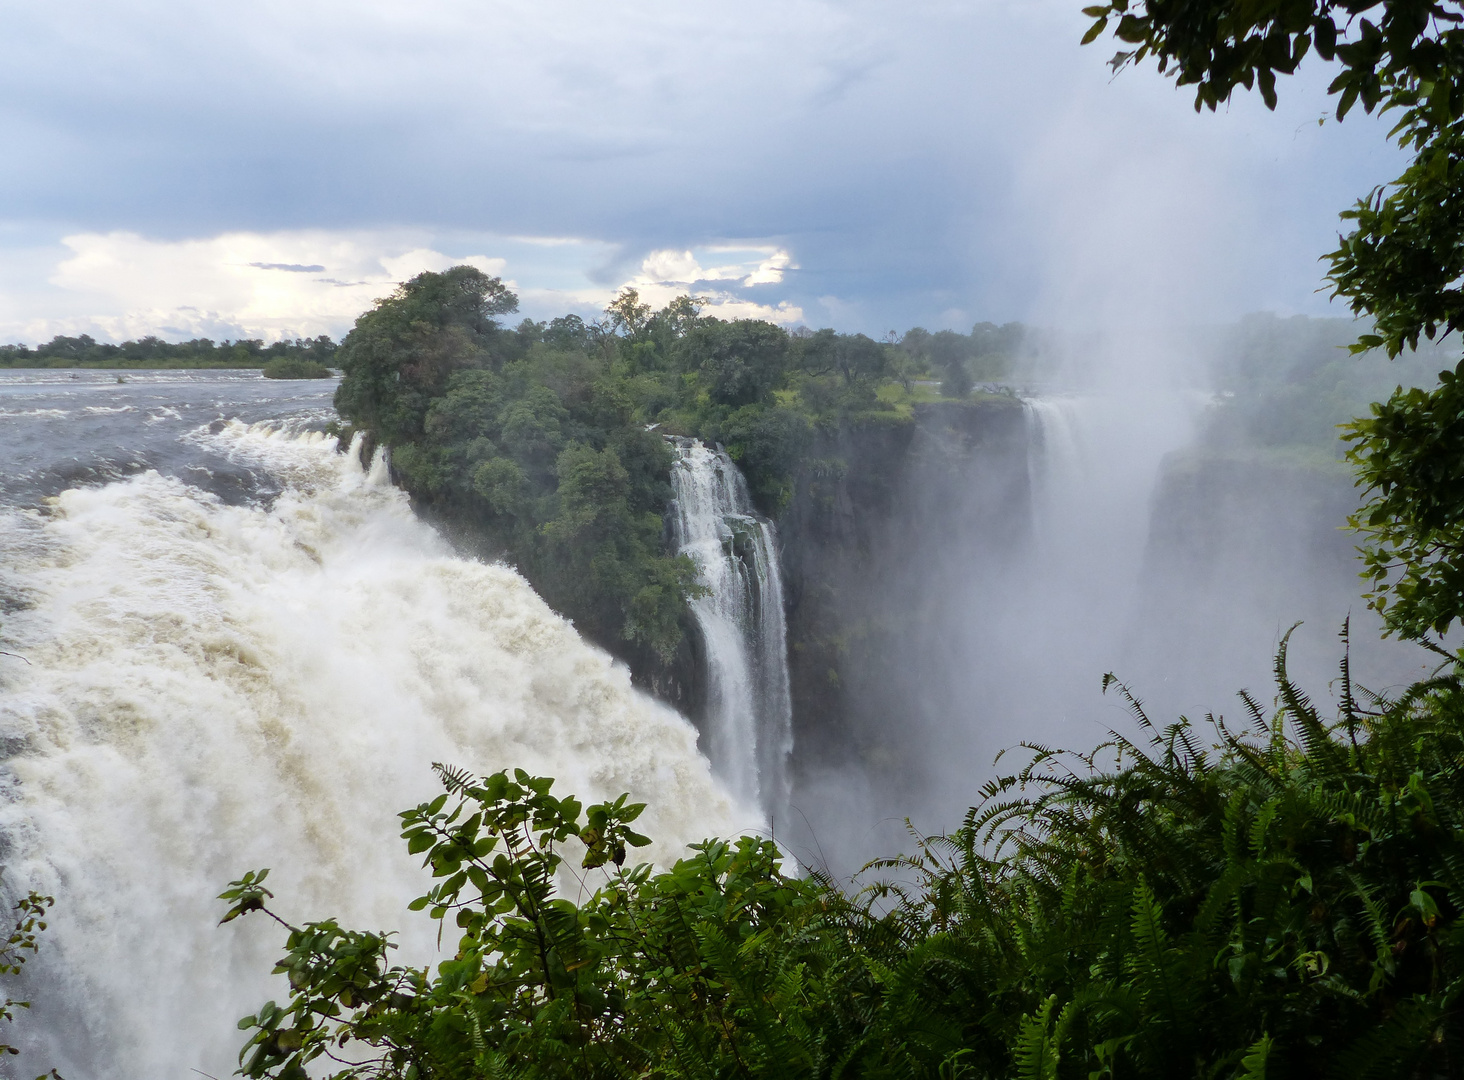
top-left (224, 632), bottom-right (1464, 1078)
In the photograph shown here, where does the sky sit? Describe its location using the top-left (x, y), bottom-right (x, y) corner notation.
top-left (0, 0), bottom-right (1409, 343)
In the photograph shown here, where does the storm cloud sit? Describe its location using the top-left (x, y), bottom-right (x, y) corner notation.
top-left (0, 0), bottom-right (1407, 340)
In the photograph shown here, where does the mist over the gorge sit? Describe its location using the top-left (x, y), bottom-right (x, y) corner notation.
top-left (725, 314), bottom-right (1450, 874)
top-left (0, 301), bottom-right (1449, 1077)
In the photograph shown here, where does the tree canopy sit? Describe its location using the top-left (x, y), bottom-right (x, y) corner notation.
top-left (0, 333), bottom-right (337, 370)
top-left (331, 273), bottom-right (1018, 671)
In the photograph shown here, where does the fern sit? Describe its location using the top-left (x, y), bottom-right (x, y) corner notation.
top-left (227, 639), bottom-right (1464, 1080)
top-left (1013, 996), bottom-right (1059, 1080)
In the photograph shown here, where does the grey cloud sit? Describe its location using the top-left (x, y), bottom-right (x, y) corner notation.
top-left (0, 0), bottom-right (1410, 333)
top-left (250, 263), bottom-right (326, 273)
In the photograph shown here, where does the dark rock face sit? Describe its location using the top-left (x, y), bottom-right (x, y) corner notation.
top-left (624, 401), bottom-right (1032, 798)
top-left (775, 401), bottom-right (1031, 795)
top-left (1142, 453), bottom-right (1360, 616)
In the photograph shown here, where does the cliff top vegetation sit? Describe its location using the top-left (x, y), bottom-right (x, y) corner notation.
top-left (1194, 314), bottom-right (1450, 470)
top-left (329, 266), bottom-right (1023, 670)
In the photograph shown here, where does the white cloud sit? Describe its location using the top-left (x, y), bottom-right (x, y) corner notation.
top-left (0, 0), bottom-right (1404, 335)
top-left (700, 298), bottom-right (807, 324)
top-left (640, 250), bottom-right (704, 283)
top-left (0, 229), bottom-right (808, 343)
top-left (636, 246), bottom-right (796, 287)
top-left (741, 250), bottom-right (792, 287)
top-left (38, 230), bottom-right (484, 341)
top-left (625, 245), bottom-right (804, 324)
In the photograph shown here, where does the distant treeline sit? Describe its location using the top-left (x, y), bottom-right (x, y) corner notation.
top-left (0, 333), bottom-right (338, 369)
top-left (1200, 312), bottom-right (1452, 458)
top-left (894, 322), bottom-right (1024, 397)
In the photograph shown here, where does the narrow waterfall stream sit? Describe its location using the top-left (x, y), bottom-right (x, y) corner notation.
top-left (667, 438), bottom-right (793, 821)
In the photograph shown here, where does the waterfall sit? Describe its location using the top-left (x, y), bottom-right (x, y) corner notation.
top-left (667, 438), bottom-right (793, 820)
top-left (1013, 392), bottom-right (1203, 735)
top-left (1021, 392), bottom-right (1201, 585)
top-left (1023, 396), bottom-right (1087, 545)
top-left (0, 421), bottom-right (742, 1079)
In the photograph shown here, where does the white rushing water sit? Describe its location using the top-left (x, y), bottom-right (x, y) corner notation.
top-left (667, 438), bottom-right (793, 820)
top-left (0, 422), bottom-right (744, 1079)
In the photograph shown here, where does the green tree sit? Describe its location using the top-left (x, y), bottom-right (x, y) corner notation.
top-left (330, 278), bottom-right (707, 667)
top-left (1348, 368), bottom-right (1464, 638)
top-left (262, 356), bottom-right (332, 380)
top-left (792, 329), bottom-right (887, 388)
top-left (223, 766), bottom-right (857, 1080)
top-left (541, 442), bottom-right (701, 660)
top-left (334, 267), bottom-right (518, 446)
top-left (0, 885), bottom-right (60, 1080)
top-left (604, 287), bottom-right (653, 339)
top-left (928, 330), bottom-right (973, 399)
top-left (682, 318), bottom-right (791, 407)
top-left (1080, 0), bottom-right (1464, 644)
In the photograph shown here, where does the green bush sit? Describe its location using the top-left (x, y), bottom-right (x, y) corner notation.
top-left (224, 632), bottom-right (1464, 1079)
top-left (262, 356), bottom-right (333, 380)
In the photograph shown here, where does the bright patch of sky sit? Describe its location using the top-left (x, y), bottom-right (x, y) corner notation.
top-left (0, 0), bottom-right (1406, 344)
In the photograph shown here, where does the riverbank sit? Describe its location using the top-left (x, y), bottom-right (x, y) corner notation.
top-left (0, 359), bottom-right (267, 370)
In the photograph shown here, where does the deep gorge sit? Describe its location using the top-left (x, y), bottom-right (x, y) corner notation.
top-left (0, 286), bottom-right (1449, 1074)
top-left (334, 271), bottom-right (1443, 870)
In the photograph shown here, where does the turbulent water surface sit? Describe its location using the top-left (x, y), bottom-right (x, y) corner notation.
top-left (0, 371), bottom-right (742, 1078)
top-left (0, 368), bottom-right (342, 506)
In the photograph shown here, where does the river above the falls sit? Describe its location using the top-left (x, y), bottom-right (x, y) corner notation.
top-left (0, 368), bottom-right (340, 507)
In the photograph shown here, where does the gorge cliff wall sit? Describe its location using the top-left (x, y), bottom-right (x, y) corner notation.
top-left (1126, 450), bottom-right (1434, 720)
top-left (774, 400), bottom-right (1031, 794)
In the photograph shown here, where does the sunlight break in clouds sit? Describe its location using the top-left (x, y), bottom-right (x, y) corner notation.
top-left (629, 246), bottom-right (804, 325)
top-left (41, 231), bottom-right (505, 342)
top-left (0, 231), bottom-right (806, 344)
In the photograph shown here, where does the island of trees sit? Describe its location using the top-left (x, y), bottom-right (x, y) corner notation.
top-left (325, 270), bottom-right (1023, 670)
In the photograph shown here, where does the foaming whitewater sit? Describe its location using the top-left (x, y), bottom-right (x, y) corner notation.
top-left (667, 438), bottom-right (793, 820)
top-left (0, 422), bottom-right (743, 1079)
